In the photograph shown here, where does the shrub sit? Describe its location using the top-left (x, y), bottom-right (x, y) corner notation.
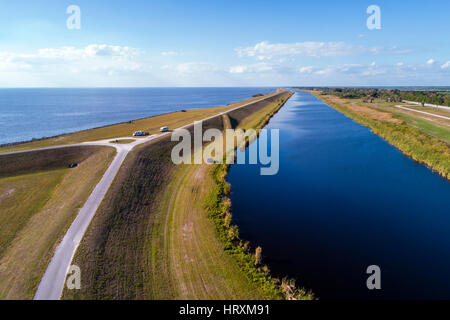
top-left (255, 247), bottom-right (262, 266)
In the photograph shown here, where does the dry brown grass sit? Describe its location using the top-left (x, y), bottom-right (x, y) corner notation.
top-left (0, 146), bottom-right (103, 178)
top-left (324, 94), bottom-right (401, 123)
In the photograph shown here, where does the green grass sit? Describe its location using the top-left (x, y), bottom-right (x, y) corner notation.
top-left (0, 146), bottom-right (103, 178)
top-left (0, 170), bottom-right (66, 257)
top-left (354, 99), bottom-right (450, 143)
top-left (146, 161), bottom-right (270, 299)
top-left (386, 111), bottom-right (450, 143)
top-left (0, 146), bottom-right (115, 299)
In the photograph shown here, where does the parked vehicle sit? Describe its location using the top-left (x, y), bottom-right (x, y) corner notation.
top-left (160, 126), bottom-right (169, 132)
top-left (133, 131), bottom-right (149, 136)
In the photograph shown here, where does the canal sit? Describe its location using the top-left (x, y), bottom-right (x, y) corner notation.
top-left (228, 91), bottom-right (450, 299)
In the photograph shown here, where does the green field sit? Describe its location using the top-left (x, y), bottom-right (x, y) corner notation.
top-left (384, 110), bottom-right (450, 143)
top-left (0, 146), bottom-right (115, 299)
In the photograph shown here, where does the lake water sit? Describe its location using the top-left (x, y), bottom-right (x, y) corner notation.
top-left (228, 91), bottom-right (450, 300)
top-left (0, 87), bottom-right (275, 145)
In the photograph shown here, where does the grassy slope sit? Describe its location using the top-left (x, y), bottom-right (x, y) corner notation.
top-left (385, 110), bottom-right (450, 143)
top-left (63, 91), bottom-right (300, 300)
top-left (349, 98), bottom-right (450, 143)
top-left (378, 106), bottom-right (450, 143)
top-left (109, 139), bottom-right (136, 144)
top-left (0, 146), bottom-right (115, 299)
top-left (147, 161), bottom-right (269, 299)
top-left (307, 90), bottom-right (450, 180)
top-left (0, 95), bottom-right (271, 154)
top-left (206, 92), bottom-right (314, 300)
top-left (0, 170), bottom-right (66, 256)
top-left (148, 94), bottom-right (299, 300)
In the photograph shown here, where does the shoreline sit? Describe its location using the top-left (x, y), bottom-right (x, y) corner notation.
top-left (0, 95), bottom-right (269, 154)
top-left (0, 88), bottom-right (278, 149)
top-left (0, 109), bottom-right (185, 149)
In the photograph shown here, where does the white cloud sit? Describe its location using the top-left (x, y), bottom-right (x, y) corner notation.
top-left (314, 68), bottom-right (332, 75)
top-left (86, 44), bottom-right (139, 57)
top-left (426, 58), bottom-right (435, 65)
top-left (0, 43), bottom-right (447, 87)
top-left (229, 63), bottom-right (273, 74)
top-left (303, 63), bottom-right (388, 77)
top-left (389, 46), bottom-right (414, 55)
top-left (0, 52), bottom-right (33, 71)
top-left (161, 62), bottom-right (220, 74)
top-left (235, 41), bottom-right (385, 60)
top-left (229, 65), bottom-right (247, 73)
top-left (0, 44), bottom-right (148, 85)
top-left (161, 51), bottom-right (179, 56)
top-left (0, 44), bottom-right (141, 72)
top-left (441, 61), bottom-right (450, 69)
top-left (36, 44), bottom-right (139, 60)
top-left (299, 66), bottom-right (315, 74)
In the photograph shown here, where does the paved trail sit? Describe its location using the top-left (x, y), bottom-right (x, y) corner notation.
top-left (32, 136), bottom-right (162, 300)
top-left (394, 105), bottom-right (450, 121)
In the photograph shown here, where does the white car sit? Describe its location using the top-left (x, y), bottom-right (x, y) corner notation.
top-left (160, 126), bottom-right (169, 132)
top-left (133, 131), bottom-right (148, 136)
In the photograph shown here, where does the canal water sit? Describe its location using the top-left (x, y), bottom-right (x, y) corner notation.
top-left (227, 91), bottom-right (450, 300)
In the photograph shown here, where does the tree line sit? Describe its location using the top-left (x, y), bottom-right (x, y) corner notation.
top-left (296, 87), bottom-right (450, 107)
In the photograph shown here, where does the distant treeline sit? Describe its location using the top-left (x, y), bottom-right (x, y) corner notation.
top-left (296, 88), bottom-right (450, 106)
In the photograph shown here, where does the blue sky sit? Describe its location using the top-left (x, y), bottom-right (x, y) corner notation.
top-left (0, 0), bottom-right (449, 87)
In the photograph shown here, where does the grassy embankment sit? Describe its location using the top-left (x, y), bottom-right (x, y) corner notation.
top-left (0, 146), bottom-right (115, 299)
top-left (206, 91), bottom-right (315, 300)
top-left (306, 90), bottom-right (450, 180)
top-left (63, 90), bottom-right (313, 300)
top-left (109, 139), bottom-right (136, 144)
top-left (0, 94), bottom-right (273, 154)
top-left (374, 104), bottom-right (450, 143)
